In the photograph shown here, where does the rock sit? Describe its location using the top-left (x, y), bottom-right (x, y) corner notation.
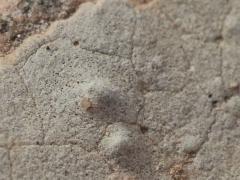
top-left (1, 0), bottom-right (240, 179)
top-left (224, 96), bottom-right (240, 118)
top-left (80, 79), bottom-right (138, 123)
top-left (0, 0), bottom-right (93, 55)
top-left (0, 148), bottom-right (10, 180)
top-left (107, 172), bottom-right (137, 180)
top-left (181, 135), bottom-right (203, 154)
top-left (11, 145), bottom-right (110, 180)
top-left (99, 123), bottom-right (140, 158)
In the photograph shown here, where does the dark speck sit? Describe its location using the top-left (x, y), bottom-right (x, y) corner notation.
top-left (140, 125), bottom-right (149, 134)
top-left (208, 94), bottom-right (212, 98)
top-left (73, 41), bottom-right (79, 46)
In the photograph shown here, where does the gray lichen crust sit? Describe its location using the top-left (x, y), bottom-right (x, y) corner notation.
top-left (1, 0), bottom-right (240, 179)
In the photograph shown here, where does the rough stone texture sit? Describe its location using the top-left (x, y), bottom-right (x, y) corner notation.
top-left (11, 145), bottom-right (110, 180)
top-left (1, 0), bottom-right (240, 179)
top-left (0, 68), bottom-right (42, 145)
top-left (0, 148), bottom-right (11, 180)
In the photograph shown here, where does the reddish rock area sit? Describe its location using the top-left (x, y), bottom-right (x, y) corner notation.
top-left (0, 0), bottom-right (93, 55)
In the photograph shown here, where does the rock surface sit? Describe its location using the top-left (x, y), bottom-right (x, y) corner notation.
top-left (1, 0), bottom-right (240, 179)
top-left (0, 0), bottom-right (93, 55)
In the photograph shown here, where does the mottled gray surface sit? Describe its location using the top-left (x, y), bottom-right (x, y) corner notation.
top-left (1, 0), bottom-right (240, 179)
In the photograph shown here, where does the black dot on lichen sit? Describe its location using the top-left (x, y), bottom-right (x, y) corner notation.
top-left (208, 94), bottom-right (212, 98)
top-left (211, 100), bottom-right (218, 107)
top-left (73, 40), bottom-right (79, 46)
top-left (140, 125), bottom-right (149, 134)
top-left (64, 170), bottom-right (69, 176)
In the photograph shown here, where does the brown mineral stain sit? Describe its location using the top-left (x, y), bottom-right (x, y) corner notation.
top-left (130, 0), bottom-right (153, 5)
top-left (81, 97), bottom-right (93, 111)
